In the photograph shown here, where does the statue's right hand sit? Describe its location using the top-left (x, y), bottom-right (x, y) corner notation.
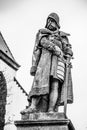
top-left (54, 46), bottom-right (61, 55)
top-left (54, 46), bottom-right (61, 52)
top-left (30, 66), bottom-right (37, 76)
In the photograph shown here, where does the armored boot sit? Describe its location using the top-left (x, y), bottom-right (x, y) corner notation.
top-left (21, 97), bottom-right (37, 114)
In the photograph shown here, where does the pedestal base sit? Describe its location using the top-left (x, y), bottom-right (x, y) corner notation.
top-left (15, 113), bottom-right (75, 130)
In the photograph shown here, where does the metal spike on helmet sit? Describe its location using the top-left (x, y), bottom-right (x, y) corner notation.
top-left (46, 12), bottom-right (60, 29)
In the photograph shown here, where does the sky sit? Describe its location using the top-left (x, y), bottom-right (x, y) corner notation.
top-left (0, 0), bottom-right (87, 130)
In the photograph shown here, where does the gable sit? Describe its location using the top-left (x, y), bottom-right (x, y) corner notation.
top-left (0, 32), bottom-right (15, 61)
top-left (0, 32), bottom-right (20, 70)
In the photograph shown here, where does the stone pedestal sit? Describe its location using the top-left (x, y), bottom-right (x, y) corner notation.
top-left (15, 113), bottom-right (75, 130)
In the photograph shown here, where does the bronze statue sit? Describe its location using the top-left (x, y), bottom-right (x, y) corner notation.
top-left (22, 13), bottom-right (73, 114)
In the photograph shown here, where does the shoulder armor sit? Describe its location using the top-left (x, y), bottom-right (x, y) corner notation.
top-left (39, 28), bottom-right (52, 34)
top-left (59, 31), bottom-right (70, 37)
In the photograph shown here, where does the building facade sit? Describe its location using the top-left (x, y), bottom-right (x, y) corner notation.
top-left (0, 32), bottom-right (28, 130)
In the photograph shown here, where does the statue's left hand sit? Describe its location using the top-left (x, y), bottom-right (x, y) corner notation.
top-left (54, 46), bottom-right (64, 57)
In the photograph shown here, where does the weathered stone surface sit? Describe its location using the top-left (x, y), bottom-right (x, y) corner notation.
top-left (21, 112), bottom-right (66, 121)
top-left (15, 113), bottom-right (75, 130)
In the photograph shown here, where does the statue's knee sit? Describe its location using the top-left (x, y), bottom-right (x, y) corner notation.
top-left (51, 78), bottom-right (59, 90)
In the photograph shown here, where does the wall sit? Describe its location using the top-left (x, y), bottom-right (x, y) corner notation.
top-left (0, 59), bottom-right (28, 130)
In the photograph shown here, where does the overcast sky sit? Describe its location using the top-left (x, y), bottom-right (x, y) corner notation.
top-left (0, 0), bottom-right (87, 130)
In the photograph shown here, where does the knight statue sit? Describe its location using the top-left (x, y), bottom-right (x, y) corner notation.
top-left (21, 12), bottom-right (73, 114)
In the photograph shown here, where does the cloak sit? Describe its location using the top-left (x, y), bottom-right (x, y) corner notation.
top-left (28, 28), bottom-right (73, 111)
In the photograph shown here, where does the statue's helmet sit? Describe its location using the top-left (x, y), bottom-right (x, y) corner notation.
top-left (46, 13), bottom-right (60, 29)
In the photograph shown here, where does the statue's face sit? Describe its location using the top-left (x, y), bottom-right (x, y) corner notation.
top-left (46, 18), bottom-right (58, 31)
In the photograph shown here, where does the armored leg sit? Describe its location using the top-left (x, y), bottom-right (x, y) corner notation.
top-left (48, 78), bottom-right (59, 112)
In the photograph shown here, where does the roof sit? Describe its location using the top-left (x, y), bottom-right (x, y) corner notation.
top-left (14, 77), bottom-right (28, 97)
top-left (0, 32), bottom-right (20, 70)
